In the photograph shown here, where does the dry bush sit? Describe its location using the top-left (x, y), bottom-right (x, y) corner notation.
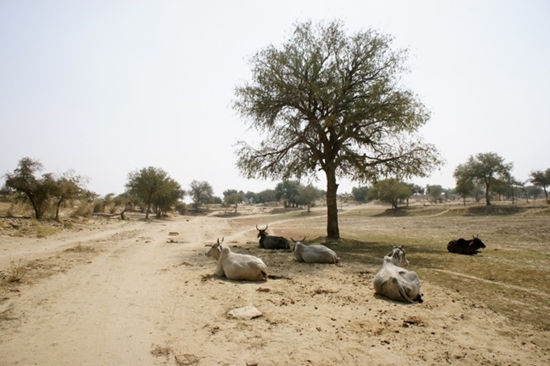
top-left (4, 258), bottom-right (27, 283)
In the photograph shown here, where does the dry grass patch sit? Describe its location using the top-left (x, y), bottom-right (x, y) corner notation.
top-left (0, 258), bottom-right (27, 285)
top-left (269, 204), bottom-right (550, 331)
top-left (63, 244), bottom-right (96, 253)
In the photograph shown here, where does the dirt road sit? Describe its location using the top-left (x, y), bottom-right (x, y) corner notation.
top-left (1, 213), bottom-right (548, 365)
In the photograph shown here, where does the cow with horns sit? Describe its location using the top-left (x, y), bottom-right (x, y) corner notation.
top-left (256, 224), bottom-right (290, 250)
top-left (447, 236), bottom-right (486, 255)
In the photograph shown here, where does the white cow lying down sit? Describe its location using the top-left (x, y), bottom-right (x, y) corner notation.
top-left (292, 238), bottom-right (339, 264)
top-left (373, 246), bottom-right (423, 304)
top-left (205, 238), bottom-right (268, 281)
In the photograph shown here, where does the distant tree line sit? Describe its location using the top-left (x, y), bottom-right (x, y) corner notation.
top-left (1, 158), bottom-right (325, 220)
top-left (2, 152), bottom-right (549, 221)
top-left (350, 152), bottom-right (550, 208)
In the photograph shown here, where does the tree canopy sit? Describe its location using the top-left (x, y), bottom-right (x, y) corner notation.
top-left (233, 20), bottom-right (442, 238)
top-left (530, 168), bottom-right (550, 203)
top-left (453, 152), bottom-right (513, 206)
top-left (3, 157), bottom-right (86, 220)
top-left (125, 167), bottom-right (184, 219)
top-left (189, 180), bottom-right (213, 212)
top-left (367, 178), bottom-right (412, 209)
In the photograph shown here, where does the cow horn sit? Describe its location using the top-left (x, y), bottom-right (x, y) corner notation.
top-left (256, 224), bottom-right (268, 231)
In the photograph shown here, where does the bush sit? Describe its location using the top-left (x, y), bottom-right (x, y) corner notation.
top-left (175, 203), bottom-right (188, 215)
top-left (5, 258), bottom-right (27, 283)
top-left (72, 202), bottom-right (93, 218)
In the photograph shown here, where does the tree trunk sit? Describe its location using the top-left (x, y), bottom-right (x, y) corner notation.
top-left (28, 195), bottom-right (42, 220)
top-left (485, 183), bottom-right (491, 206)
top-left (145, 202), bottom-right (151, 219)
top-left (325, 170), bottom-right (340, 239)
top-left (55, 199), bottom-right (63, 221)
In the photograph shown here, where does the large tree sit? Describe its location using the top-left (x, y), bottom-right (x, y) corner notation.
top-left (453, 152), bottom-right (513, 206)
top-left (530, 168), bottom-right (550, 203)
top-left (233, 20), bottom-right (442, 238)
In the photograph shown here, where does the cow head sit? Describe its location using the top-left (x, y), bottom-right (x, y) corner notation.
top-left (386, 246), bottom-right (410, 267)
top-left (205, 237), bottom-right (224, 260)
top-left (471, 235), bottom-right (486, 249)
top-left (256, 224), bottom-right (268, 238)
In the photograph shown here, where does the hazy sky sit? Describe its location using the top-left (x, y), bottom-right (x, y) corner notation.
top-left (1, 0), bottom-right (549, 197)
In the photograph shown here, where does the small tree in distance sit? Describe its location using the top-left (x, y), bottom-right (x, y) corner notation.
top-left (351, 186), bottom-right (369, 203)
top-left (125, 167), bottom-right (182, 219)
top-left (367, 179), bottom-right (412, 209)
top-left (295, 184), bottom-right (322, 213)
top-left (223, 189), bottom-right (245, 213)
top-left (50, 170), bottom-right (86, 220)
top-left (189, 180), bottom-right (213, 212)
top-left (530, 168), bottom-right (550, 203)
top-left (453, 152), bottom-right (513, 206)
top-left (426, 184), bottom-right (444, 204)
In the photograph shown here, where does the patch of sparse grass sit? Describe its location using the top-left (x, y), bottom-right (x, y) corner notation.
top-left (64, 244), bottom-right (95, 253)
top-left (150, 344), bottom-right (172, 358)
top-left (253, 204), bottom-right (550, 331)
top-left (34, 224), bottom-right (59, 238)
top-left (4, 258), bottom-right (27, 283)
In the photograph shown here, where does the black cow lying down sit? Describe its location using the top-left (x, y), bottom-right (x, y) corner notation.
top-left (447, 236), bottom-right (486, 255)
top-left (256, 224), bottom-right (290, 250)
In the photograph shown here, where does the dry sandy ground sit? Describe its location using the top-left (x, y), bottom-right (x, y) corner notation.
top-left (0, 209), bottom-right (548, 366)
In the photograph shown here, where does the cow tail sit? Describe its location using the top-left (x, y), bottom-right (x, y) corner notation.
top-left (396, 281), bottom-right (416, 304)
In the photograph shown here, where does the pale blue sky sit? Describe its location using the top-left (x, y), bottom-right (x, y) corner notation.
top-left (1, 0), bottom-right (549, 197)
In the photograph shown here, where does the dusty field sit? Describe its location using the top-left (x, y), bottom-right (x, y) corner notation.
top-left (1, 203), bottom-right (550, 365)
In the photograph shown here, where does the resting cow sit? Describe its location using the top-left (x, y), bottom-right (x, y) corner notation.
top-left (373, 246), bottom-right (423, 304)
top-left (291, 238), bottom-right (339, 264)
top-left (205, 238), bottom-right (267, 281)
top-left (256, 224), bottom-right (290, 250)
top-left (447, 236), bottom-right (486, 255)
top-left (205, 237), bottom-right (224, 261)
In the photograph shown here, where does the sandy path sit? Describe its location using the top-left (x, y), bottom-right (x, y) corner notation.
top-left (0, 216), bottom-right (220, 365)
top-left (1, 214), bottom-right (549, 366)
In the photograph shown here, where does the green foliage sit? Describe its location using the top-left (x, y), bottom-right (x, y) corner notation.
top-left (223, 189), bottom-right (246, 213)
top-left (3, 158), bottom-right (86, 220)
top-left (256, 189), bottom-right (277, 203)
top-left (426, 184), bottom-right (444, 204)
top-left (175, 202), bottom-right (188, 215)
top-left (367, 179), bottom-right (412, 209)
top-left (233, 20), bottom-right (442, 238)
top-left (275, 180), bottom-right (301, 207)
top-left (530, 169), bottom-right (550, 202)
top-left (49, 171), bottom-right (86, 220)
top-left (351, 186), bottom-right (369, 202)
top-left (295, 184), bottom-right (322, 212)
top-left (125, 167), bottom-right (184, 219)
top-left (453, 152), bottom-right (513, 206)
top-left (189, 180), bottom-right (213, 212)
